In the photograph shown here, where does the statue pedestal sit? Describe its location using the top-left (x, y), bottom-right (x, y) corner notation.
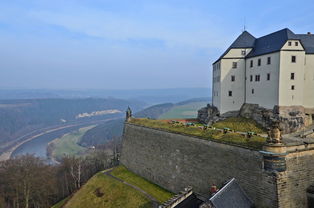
top-left (260, 143), bottom-right (287, 172)
top-left (263, 143), bottom-right (286, 154)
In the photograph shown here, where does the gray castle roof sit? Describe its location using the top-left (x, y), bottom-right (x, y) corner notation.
top-left (216, 31), bottom-right (256, 61)
top-left (214, 28), bottom-right (314, 63)
top-left (209, 178), bottom-right (253, 208)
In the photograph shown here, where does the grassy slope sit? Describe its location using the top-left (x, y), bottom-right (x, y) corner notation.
top-left (50, 126), bottom-right (95, 159)
top-left (63, 172), bottom-right (152, 208)
top-left (62, 166), bottom-right (174, 208)
top-left (111, 166), bottom-right (174, 203)
top-left (158, 101), bottom-right (207, 119)
top-left (129, 118), bottom-right (266, 150)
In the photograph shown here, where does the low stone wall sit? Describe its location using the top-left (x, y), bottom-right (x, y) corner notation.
top-left (121, 123), bottom-right (278, 207)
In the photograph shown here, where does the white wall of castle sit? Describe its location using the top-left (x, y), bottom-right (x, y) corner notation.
top-left (212, 48), bottom-right (250, 113)
top-left (304, 54), bottom-right (314, 109)
top-left (279, 50), bottom-right (305, 106)
top-left (246, 52), bottom-right (280, 109)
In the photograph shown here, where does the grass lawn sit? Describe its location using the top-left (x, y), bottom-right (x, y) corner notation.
top-left (213, 117), bottom-right (265, 133)
top-left (111, 166), bottom-right (174, 203)
top-left (159, 101), bottom-right (208, 119)
top-left (63, 172), bottom-right (152, 208)
top-left (50, 125), bottom-right (95, 160)
top-left (129, 118), bottom-right (266, 150)
top-left (62, 166), bottom-right (174, 208)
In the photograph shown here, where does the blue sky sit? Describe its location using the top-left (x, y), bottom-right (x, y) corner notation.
top-left (0, 0), bottom-right (314, 89)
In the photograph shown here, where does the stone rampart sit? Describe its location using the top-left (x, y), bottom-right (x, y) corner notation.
top-left (121, 123), bottom-right (278, 207)
top-left (121, 123), bottom-right (314, 207)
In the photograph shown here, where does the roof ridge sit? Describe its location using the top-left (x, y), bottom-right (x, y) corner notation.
top-left (256, 28), bottom-right (295, 40)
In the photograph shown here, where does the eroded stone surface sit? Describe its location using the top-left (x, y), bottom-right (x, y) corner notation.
top-left (198, 103), bottom-right (309, 134)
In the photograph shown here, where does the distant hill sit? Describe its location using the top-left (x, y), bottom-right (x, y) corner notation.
top-left (0, 88), bottom-right (211, 105)
top-left (134, 103), bottom-right (174, 119)
top-left (0, 98), bottom-right (145, 154)
top-left (79, 103), bottom-right (175, 146)
top-left (158, 101), bottom-right (208, 119)
top-left (79, 98), bottom-right (210, 146)
top-left (79, 119), bottom-right (124, 147)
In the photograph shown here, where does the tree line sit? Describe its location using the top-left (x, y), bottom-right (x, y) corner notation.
top-left (0, 138), bottom-right (121, 208)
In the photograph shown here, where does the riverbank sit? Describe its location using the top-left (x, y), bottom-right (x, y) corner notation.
top-left (47, 125), bottom-right (96, 162)
top-left (0, 119), bottom-right (117, 161)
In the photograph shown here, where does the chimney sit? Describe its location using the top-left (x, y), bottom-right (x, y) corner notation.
top-left (307, 32), bottom-right (312, 35)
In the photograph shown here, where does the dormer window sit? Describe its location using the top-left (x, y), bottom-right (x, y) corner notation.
top-left (295, 42), bottom-right (299, 46)
top-left (288, 41), bottom-right (292, 46)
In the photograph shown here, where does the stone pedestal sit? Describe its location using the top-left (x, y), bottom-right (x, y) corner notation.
top-left (261, 144), bottom-right (287, 172)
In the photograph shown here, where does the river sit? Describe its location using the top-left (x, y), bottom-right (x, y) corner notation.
top-left (11, 125), bottom-right (85, 159)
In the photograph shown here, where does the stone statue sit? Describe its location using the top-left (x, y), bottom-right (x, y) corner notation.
top-left (267, 121), bottom-right (282, 144)
top-left (125, 106), bottom-right (132, 122)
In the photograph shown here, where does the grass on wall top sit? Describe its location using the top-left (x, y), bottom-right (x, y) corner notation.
top-left (213, 117), bottom-right (265, 134)
top-left (129, 118), bottom-right (266, 150)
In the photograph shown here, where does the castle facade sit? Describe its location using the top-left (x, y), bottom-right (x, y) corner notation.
top-left (212, 28), bottom-right (314, 118)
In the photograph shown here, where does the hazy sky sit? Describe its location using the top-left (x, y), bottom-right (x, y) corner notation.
top-left (1, 0), bottom-right (314, 90)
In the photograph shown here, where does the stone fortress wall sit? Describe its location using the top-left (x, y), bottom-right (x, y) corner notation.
top-left (121, 123), bottom-right (314, 208)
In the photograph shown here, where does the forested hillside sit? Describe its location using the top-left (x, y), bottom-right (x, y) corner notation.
top-left (79, 98), bottom-right (210, 146)
top-left (79, 119), bottom-right (124, 147)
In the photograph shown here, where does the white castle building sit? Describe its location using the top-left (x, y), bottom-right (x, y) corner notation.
top-left (212, 28), bottom-right (314, 120)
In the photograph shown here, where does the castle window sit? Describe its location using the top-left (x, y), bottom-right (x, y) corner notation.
top-left (255, 75), bottom-right (260, 82)
top-left (241, 50), bottom-right (246, 55)
top-left (231, 75), bottom-right (235, 82)
top-left (291, 56), bottom-right (296, 63)
top-left (288, 41), bottom-right (292, 46)
top-left (232, 62), bottom-right (237, 68)
top-left (295, 42), bottom-right (299, 46)
top-left (258, 58), bottom-right (261, 66)
top-left (250, 60), bottom-right (253, 68)
top-left (252, 89), bottom-right (254, 94)
top-left (267, 57), bottom-right (271, 65)
top-left (250, 75), bottom-right (253, 82)
top-left (228, 91), bottom-right (233, 97)
top-left (291, 73), bottom-right (295, 80)
top-left (291, 85), bottom-right (295, 90)
top-left (267, 73), bottom-right (270, 81)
